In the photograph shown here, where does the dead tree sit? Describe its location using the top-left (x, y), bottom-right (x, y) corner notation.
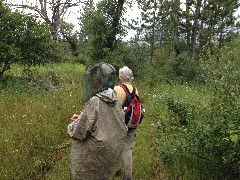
top-left (6, 0), bottom-right (91, 40)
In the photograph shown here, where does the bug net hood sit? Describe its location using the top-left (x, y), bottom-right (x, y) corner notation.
top-left (82, 62), bottom-right (116, 102)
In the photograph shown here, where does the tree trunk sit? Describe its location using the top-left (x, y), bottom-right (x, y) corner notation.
top-left (199, 0), bottom-right (207, 49)
top-left (186, 0), bottom-right (191, 48)
top-left (150, 0), bottom-right (157, 64)
top-left (11, 0), bottom-right (85, 41)
top-left (173, 0), bottom-right (180, 57)
top-left (191, 0), bottom-right (201, 60)
top-left (52, 3), bottom-right (60, 40)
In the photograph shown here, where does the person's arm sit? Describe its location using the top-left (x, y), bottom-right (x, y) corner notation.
top-left (68, 97), bottom-right (99, 141)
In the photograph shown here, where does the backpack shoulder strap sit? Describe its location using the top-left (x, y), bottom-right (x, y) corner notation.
top-left (120, 84), bottom-right (130, 95)
top-left (132, 87), bottom-right (136, 94)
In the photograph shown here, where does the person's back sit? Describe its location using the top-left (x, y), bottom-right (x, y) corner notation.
top-left (114, 66), bottom-right (139, 180)
top-left (114, 83), bottom-right (138, 104)
top-left (68, 63), bottom-right (127, 180)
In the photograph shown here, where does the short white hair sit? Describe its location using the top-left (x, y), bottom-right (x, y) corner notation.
top-left (119, 66), bottom-right (134, 82)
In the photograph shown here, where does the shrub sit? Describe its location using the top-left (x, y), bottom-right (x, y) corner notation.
top-left (156, 47), bottom-right (240, 178)
top-left (167, 53), bottom-right (206, 84)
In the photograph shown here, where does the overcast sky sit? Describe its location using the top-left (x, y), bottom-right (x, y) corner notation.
top-left (5, 0), bottom-right (141, 40)
top-left (4, 0), bottom-right (240, 40)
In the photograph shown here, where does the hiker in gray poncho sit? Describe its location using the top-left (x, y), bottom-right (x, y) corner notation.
top-left (67, 63), bottom-right (127, 180)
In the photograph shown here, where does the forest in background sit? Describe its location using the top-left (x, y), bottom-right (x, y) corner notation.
top-left (1, 0), bottom-right (240, 179)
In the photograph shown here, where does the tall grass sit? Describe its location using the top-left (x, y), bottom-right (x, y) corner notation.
top-left (152, 84), bottom-right (213, 179)
top-left (0, 63), bottom-right (85, 179)
top-left (47, 81), bottom-right (159, 180)
top-left (3, 61), bottom-right (238, 180)
top-left (1, 63), bottom-right (159, 179)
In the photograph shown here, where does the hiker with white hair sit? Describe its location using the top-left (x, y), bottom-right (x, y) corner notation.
top-left (67, 63), bottom-right (127, 180)
top-left (114, 66), bottom-right (144, 180)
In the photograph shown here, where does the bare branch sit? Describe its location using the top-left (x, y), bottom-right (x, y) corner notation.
top-left (7, 0), bottom-right (91, 41)
top-left (10, 4), bottom-right (52, 25)
top-left (39, 0), bottom-right (48, 18)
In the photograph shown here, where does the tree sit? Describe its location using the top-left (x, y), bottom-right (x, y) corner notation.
top-left (79, 0), bottom-right (126, 63)
top-left (59, 20), bottom-right (78, 54)
top-left (0, 2), bottom-right (61, 77)
top-left (190, 0), bottom-right (201, 59)
top-left (137, 0), bottom-right (183, 59)
top-left (6, 0), bottom-right (89, 40)
top-left (185, 0), bottom-right (192, 48)
top-left (139, 0), bottom-right (158, 63)
top-left (104, 0), bottom-right (125, 51)
top-left (137, 0), bottom-right (240, 61)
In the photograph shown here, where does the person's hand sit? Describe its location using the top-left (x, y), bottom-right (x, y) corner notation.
top-left (71, 114), bottom-right (79, 121)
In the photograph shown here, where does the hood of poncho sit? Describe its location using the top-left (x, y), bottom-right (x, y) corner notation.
top-left (96, 88), bottom-right (118, 106)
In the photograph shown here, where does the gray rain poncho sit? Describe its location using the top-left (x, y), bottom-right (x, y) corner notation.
top-left (68, 88), bottom-right (127, 180)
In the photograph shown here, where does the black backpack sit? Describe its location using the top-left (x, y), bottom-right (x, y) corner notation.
top-left (120, 84), bottom-right (144, 128)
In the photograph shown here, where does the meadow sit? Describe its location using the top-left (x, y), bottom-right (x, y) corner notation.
top-left (0, 63), bottom-right (85, 179)
top-left (1, 1), bottom-right (240, 179)
top-left (1, 60), bottom-right (240, 179)
top-left (0, 63), bottom-right (157, 179)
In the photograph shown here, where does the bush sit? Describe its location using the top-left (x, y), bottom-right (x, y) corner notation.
top-left (104, 41), bottom-right (148, 78)
top-left (137, 49), bottom-right (207, 86)
top-left (155, 44), bottom-right (240, 178)
top-left (167, 53), bottom-right (206, 84)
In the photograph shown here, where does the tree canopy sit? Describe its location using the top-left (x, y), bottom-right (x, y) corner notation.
top-left (0, 1), bottom-right (62, 77)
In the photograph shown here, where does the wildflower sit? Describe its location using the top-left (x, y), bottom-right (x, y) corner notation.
top-left (171, 148), bottom-right (177, 154)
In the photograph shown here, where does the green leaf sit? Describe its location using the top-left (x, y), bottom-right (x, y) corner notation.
top-left (230, 135), bottom-right (239, 144)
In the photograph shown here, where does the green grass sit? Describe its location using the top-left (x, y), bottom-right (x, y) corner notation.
top-left (46, 81), bottom-right (159, 180)
top-left (0, 63), bottom-right (85, 179)
top-left (1, 63), bottom-right (159, 179)
top-left (2, 62), bottom-right (219, 180)
top-left (3, 63), bottom-right (215, 179)
top-left (0, 87), bottom-right (85, 178)
top-left (46, 110), bottom-right (158, 180)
